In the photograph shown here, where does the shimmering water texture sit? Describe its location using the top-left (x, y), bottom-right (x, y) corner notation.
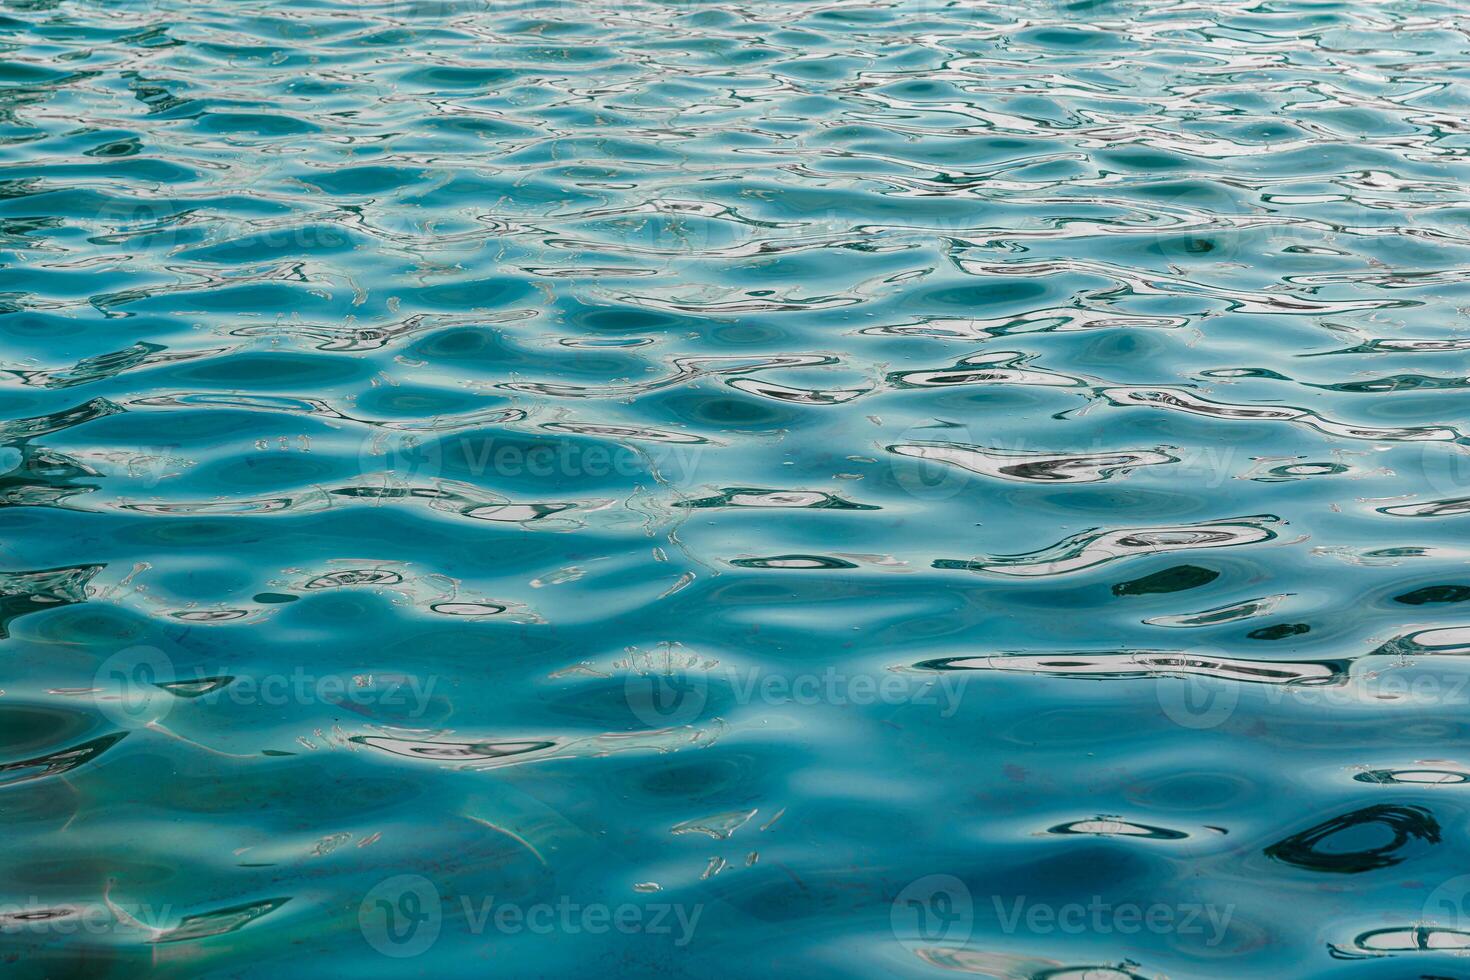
top-left (5, 0), bottom-right (1470, 976)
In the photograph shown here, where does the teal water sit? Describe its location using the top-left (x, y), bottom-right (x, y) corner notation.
top-left (6, 0), bottom-right (1470, 976)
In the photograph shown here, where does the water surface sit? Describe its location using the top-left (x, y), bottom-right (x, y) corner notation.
top-left (5, 0), bottom-right (1470, 975)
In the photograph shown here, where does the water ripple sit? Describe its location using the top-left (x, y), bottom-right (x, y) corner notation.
top-left (7, 0), bottom-right (1470, 974)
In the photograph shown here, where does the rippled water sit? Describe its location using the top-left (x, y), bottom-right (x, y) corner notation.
top-left (6, 0), bottom-right (1470, 975)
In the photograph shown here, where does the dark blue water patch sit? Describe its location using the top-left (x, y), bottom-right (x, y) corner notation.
top-left (1263, 805), bottom-right (1441, 874)
top-left (1112, 565), bottom-right (1220, 596)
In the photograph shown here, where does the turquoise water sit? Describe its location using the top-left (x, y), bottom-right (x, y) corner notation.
top-left (6, 0), bottom-right (1470, 975)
